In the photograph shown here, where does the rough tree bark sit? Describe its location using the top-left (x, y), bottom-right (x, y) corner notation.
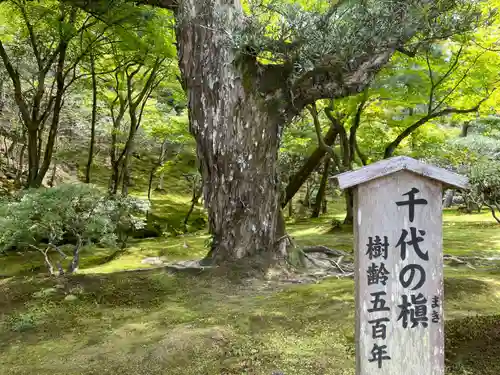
top-left (176, 1), bottom-right (290, 264)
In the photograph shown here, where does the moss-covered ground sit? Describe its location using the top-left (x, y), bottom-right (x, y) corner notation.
top-left (1, 185), bottom-right (500, 374)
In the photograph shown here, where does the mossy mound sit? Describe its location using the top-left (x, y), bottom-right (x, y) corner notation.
top-left (446, 315), bottom-right (500, 375)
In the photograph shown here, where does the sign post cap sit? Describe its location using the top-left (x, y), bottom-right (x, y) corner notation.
top-left (334, 156), bottom-right (469, 190)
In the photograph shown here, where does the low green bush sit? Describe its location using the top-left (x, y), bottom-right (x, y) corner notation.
top-left (0, 184), bottom-right (149, 275)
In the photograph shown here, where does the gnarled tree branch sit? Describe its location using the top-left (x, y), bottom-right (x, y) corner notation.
top-left (290, 50), bottom-right (394, 111)
top-left (136, 0), bottom-right (179, 10)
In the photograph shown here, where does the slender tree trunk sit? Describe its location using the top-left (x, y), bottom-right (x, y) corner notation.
top-left (288, 198), bottom-right (293, 217)
top-left (109, 163), bottom-right (120, 194)
top-left (7, 137), bottom-right (17, 163)
top-left (184, 182), bottom-right (203, 227)
top-left (41, 248), bottom-right (55, 276)
top-left (37, 122), bottom-right (44, 166)
top-left (3, 137), bottom-right (9, 165)
top-left (177, 1), bottom-right (287, 265)
top-left (49, 163), bottom-right (57, 187)
top-left (148, 139), bottom-right (168, 202)
top-left (158, 173), bottom-right (165, 190)
top-left (119, 125), bottom-right (137, 196)
top-left (118, 61), bottom-right (160, 196)
top-left (327, 108), bottom-right (353, 224)
top-left (15, 136), bottom-right (26, 186)
top-left (344, 188), bottom-right (354, 225)
top-left (85, 53), bottom-right (98, 183)
top-left (108, 99), bottom-right (127, 194)
top-left (443, 189), bottom-right (454, 208)
top-left (311, 157), bottom-right (330, 218)
top-left (282, 125), bottom-right (338, 207)
top-left (485, 203), bottom-right (500, 223)
top-left (461, 121), bottom-right (471, 137)
top-left (26, 127), bottom-right (39, 187)
top-left (147, 165), bottom-right (156, 203)
top-left (109, 137), bottom-right (118, 194)
top-left (67, 237), bottom-right (82, 274)
top-left (120, 160), bottom-right (131, 196)
top-left (119, 119), bottom-right (137, 196)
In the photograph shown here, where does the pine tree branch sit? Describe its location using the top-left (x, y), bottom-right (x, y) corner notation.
top-left (291, 50), bottom-right (394, 111)
top-left (68, 0), bottom-right (179, 12)
top-left (135, 0), bottom-right (178, 10)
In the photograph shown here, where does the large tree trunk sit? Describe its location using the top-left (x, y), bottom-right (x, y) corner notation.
top-left (177, 1), bottom-right (286, 265)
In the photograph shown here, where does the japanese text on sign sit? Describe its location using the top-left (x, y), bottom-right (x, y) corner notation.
top-left (365, 187), bottom-right (441, 369)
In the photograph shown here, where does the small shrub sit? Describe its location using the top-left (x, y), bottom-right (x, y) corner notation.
top-left (469, 161), bottom-right (500, 223)
top-left (0, 184), bottom-right (149, 275)
top-left (330, 218), bottom-right (343, 231)
top-left (8, 312), bottom-right (37, 332)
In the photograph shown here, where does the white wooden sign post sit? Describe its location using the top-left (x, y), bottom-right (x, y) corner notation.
top-left (336, 156), bottom-right (468, 375)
